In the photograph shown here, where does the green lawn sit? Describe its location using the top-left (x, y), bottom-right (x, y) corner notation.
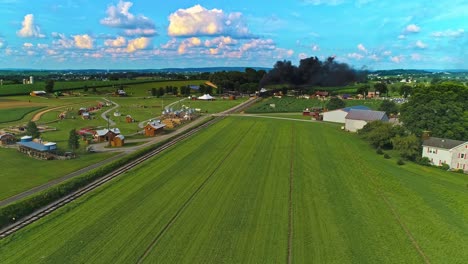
top-left (0, 148), bottom-right (116, 201)
top-left (0, 117), bottom-right (466, 263)
top-left (0, 106), bottom-right (45, 123)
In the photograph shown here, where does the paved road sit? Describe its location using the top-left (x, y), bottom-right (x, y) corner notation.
top-left (101, 98), bottom-right (119, 126)
top-left (137, 98), bottom-right (187, 128)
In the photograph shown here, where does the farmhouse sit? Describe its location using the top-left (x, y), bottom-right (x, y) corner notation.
top-left (0, 133), bottom-right (16, 145)
top-left (94, 128), bottom-right (121, 143)
top-left (17, 136), bottom-right (57, 160)
top-left (144, 120), bottom-right (166, 137)
top-left (345, 110), bottom-right (388, 132)
top-left (322, 105), bottom-right (370, 123)
top-left (422, 137), bottom-right (468, 172)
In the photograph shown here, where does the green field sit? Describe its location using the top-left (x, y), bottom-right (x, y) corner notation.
top-left (0, 117), bottom-right (466, 263)
top-left (0, 106), bottom-right (45, 123)
top-left (246, 97), bottom-right (382, 113)
top-left (0, 148), bottom-right (116, 201)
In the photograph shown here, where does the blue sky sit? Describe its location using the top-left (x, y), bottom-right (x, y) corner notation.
top-left (0, 0), bottom-right (466, 69)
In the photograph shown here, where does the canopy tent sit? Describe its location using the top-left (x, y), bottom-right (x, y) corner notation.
top-left (198, 94), bottom-right (215, 100)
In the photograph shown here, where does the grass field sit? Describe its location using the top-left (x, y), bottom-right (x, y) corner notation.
top-left (0, 148), bottom-right (116, 201)
top-left (0, 117), bottom-right (466, 263)
top-left (0, 106), bottom-right (45, 123)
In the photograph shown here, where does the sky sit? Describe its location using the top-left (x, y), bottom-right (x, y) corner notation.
top-left (0, 0), bottom-right (466, 70)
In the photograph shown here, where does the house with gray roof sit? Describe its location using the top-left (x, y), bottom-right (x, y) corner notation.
top-left (344, 109), bottom-right (389, 132)
top-left (422, 137), bottom-right (468, 172)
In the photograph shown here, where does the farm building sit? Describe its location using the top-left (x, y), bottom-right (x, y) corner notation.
top-left (144, 120), bottom-right (166, 137)
top-left (111, 135), bottom-right (125, 147)
top-left (0, 133), bottom-right (16, 145)
top-left (314, 91), bottom-right (329, 98)
top-left (94, 128), bottom-right (121, 143)
top-left (322, 105), bottom-right (370, 123)
top-left (345, 110), bottom-right (388, 132)
top-left (30, 91), bottom-right (46, 96)
top-left (198, 94), bottom-right (215, 100)
top-left (422, 137), bottom-right (468, 172)
top-left (17, 136), bottom-right (57, 160)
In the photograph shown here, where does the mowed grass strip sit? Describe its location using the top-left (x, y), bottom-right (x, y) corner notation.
top-left (0, 106), bottom-right (44, 123)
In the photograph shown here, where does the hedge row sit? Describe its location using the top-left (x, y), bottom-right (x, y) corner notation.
top-left (0, 116), bottom-right (215, 230)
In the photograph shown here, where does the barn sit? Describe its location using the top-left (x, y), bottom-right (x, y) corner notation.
top-left (94, 128), bottom-right (121, 143)
top-left (17, 136), bottom-right (57, 160)
top-left (144, 120), bottom-right (166, 137)
top-left (0, 133), bottom-right (16, 145)
top-left (345, 110), bottom-right (388, 132)
top-left (322, 105), bottom-right (370, 123)
top-left (422, 137), bottom-right (468, 172)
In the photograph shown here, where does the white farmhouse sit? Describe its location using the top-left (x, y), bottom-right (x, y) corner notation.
top-left (322, 105), bottom-right (370, 123)
top-left (422, 137), bottom-right (468, 172)
top-left (344, 110), bottom-right (389, 132)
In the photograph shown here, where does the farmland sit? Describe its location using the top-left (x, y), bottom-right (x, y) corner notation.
top-left (0, 117), bottom-right (466, 263)
top-left (0, 106), bottom-right (45, 123)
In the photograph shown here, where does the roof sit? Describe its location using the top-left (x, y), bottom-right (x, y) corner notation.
top-left (422, 137), bottom-right (466, 149)
top-left (18, 141), bottom-right (49, 151)
top-left (147, 121), bottom-right (166, 130)
top-left (342, 105), bottom-right (370, 112)
top-left (198, 94), bottom-right (214, 100)
top-left (95, 128), bottom-right (120, 136)
top-left (345, 109), bottom-right (388, 121)
top-left (0, 133), bottom-right (14, 139)
top-left (115, 135), bottom-right (125, 140)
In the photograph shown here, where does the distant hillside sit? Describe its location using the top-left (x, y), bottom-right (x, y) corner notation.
top-left (372, 69), bottom-right (431, 75)
top-left (156, 67), bottom-right (271, 73)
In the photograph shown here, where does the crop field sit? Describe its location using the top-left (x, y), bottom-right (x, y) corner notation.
top-left (0, 117), bottom-right (466, 263)
top-left (122, 80), bottom-right (208, 97)
top-left (246, 97), bottom-right (382, 113)
top-left (0, 148), bottom-right (116, 201)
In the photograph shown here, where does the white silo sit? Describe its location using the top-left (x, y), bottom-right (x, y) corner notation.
top-left (30, 76), bottom-right (34, 84)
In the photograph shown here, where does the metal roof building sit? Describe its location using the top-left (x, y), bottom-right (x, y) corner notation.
top-left (345, 109), bottom-right (389, 132)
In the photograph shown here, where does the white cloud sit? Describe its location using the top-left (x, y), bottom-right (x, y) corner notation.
top-left (369, 54), bottom-right (379, 61)
top-left (127, 37), bottom-right (151, 53)
top-left (37, 43), bottom-right (48, 49)
top-left (415, 40), bottom-right (427, 49)
top-left (398, 35), bottom-right (406, 39)
top-left (74, 34), bottom-right (93, 49)
top-left (302, 0), bottom-right (345, 5)
top-left (17, 14), bottom-right (45, 38)
top-left (411, 53), bottom-right (422, 61)
top-left (390, 55), bottom-right (404, 63)
top-left (347, 52), bottom-right (364, 60)
top-left (101, 1), bottom-right (156, 37)
top-left (52, 33), bottom-right (74, 48)
top-left (168, 5), bottom-right (252, 38)
top-left (431, 29), bottom-right (464, 38)
top-left (241, 39), bottom-right (275, 52)
top-left (105, 36), bottom-right (127, 47)
top-left (204, 36), bottom-right (238, 48)
top-left (405, 24), bottom-right (420, 33)
top-left (161, 39), bottom-right (177, 50)
top-left (23, 42), bottom-right (33, 48)
top-left (0, 38), bottom-right (5, 49)
top-left (357, 43), bottom-right (367, 53)
top-left (178, 37), bottom-right (202, 54)
top-left (299, 53), bottom-right (308, 60)
top-left (382, 50), bottom-right (392, 56)
top-left (312, 44), bottom-right (320, 51)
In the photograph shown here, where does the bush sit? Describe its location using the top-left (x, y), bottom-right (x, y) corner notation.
top-left (397, 159), bottom-right (405, 165)
top-left (376, 147), bottom-right (384, 155)
top-left (440, 163), bottom-right (450, 171)
top-left (454, 169), bottom-right (465, 174)
top-left (384, 153), bottom-right (391, 159)
top-left (416, 157), bottom-right (431, 166)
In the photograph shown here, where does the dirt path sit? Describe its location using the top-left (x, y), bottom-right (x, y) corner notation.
top-left (101, 98), bottom-right (119, 126)
top-left (31, 105), bottom-right (72, 122)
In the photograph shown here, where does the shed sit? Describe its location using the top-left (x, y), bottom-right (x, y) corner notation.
top-left (111, 134), bottom-right (125, 147)
top-left (345, 110), bottom-right (388, 132)
top-left (0, 133), bottom-right (16, 145)
top-left (144, 120), bottom-right (166, 137)
top-left (323, 105), bottom-right (370, 123)
top-left (94, 128), bottom-right (121, 142)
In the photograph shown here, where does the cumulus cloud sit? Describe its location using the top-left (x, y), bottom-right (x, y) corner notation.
top-left (204, 36), bottom-right (237, 48)
top-left (74, 34), bottom-right (93, 49)
top-left (390, 55), bottom-right (404, 63)
top-left (431, 29), bottom-right (464, 38)
top-left (23, 42), bottom-right (33, 48)
top-left (240, 39), bottom-right (275, 52)
top-left (105, 36), bottom-right (127, 47)
top-left (17, 14), bottom-right (45, 38)
top-left (52, 32), bottom-right (74, 48)
top-left (382, 50), bottom-right (392, 56)
top-left (312, 44), bottom-right (320, 51)
top-left (127, 37), bottom-right (151, 53)
top-left (168, 5), bottom-right (252, 38)
top-left (0, 38), bottom-right (5, 49)
top-left (178, 37), bottom-right (202, 54)
top-left (369, 54), bottom-right (379, 61)
top-left (37, 43), bottom-right (48, 49)
top-left (405, 24), bottom-right (420, 33)
top-left (101, 1), bottom-right (156, 37)
top-left (357, 43), bottom-right (367, 53)
top-left (415, 40), bottom-right (427, 49)
top-left (347, 53), bottom-right (364, 60)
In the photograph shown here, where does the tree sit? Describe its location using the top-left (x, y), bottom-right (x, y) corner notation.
top-left (399, 85), bottom-right (412, 98)
top-left (359, 121), bottom-right (403, 148)
top-left (26, 121), bottom-right (40, 138)
top-left (392, 134), bottom-right (421, 161)
top-left (357, 84), bottom-right (370, 97)
top-left (151, 88), bottom-right (157, 96)
top-left (374, 82), bottom-right (388, 97)
top-left (400, 82), bottom-right (468, 140)
top-left (83, 85), bottom-right (89, 92)
top-left (157, 87), bottom-right (165, 97)
top-left (45, 80), bottom-right (54, 93)
top-left (326, 97), bottom-right (345, 110)
top-left (378, 100), bottom-right (399, 116)
top-left (68, 129), bottom-right (80, 152)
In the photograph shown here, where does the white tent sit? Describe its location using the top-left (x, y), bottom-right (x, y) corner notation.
top-left (198, 94), bottom-right (215, 100)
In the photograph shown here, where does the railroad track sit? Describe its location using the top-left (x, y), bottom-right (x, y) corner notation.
top-left (0, 98), bottom-right (258, 239)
